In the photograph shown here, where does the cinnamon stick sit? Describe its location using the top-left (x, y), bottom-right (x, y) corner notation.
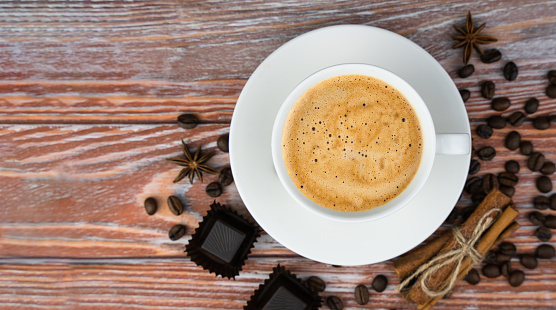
top-left (406, 188), bottom-right (511, 305)
top-left (394, 231), bottom-right (452, 280)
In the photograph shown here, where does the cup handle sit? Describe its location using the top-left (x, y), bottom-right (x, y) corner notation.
top-left (436, 134), bottom-right (470, 155)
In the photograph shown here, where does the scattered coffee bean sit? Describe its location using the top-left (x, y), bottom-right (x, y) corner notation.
top-left (144, 197), bottom-right (158, 215)
top-left (503, 61), bottom-right (518, 81)
top-left (458, 64), bottom-right (475, 78)
top-left (491, 97), bottom-right (511, 111)
top-left (177, 114), bottom-right (198, 129)
top-left (372, 275), bottom-right (388, 292)
top-left (495, 253), bottom-right (511, 264)
top-left (476, 124), bottom-right (493, 139)
top-left (547, 84), bottom-right (556, 98)
top-left (465, 268), bottom-right (481, 285)
top-left (306, 276), bottom-right (326, 293)
top-left (168, 196), bottom-right (184, 216)
top-left (507, 111), bottom-right (526, 127)
top-left (528, 152), bottom-right (545, 171)
top-left (519, 141), bottom-right (533, 155)
top-left (446, 208), bottom-right (459, 223)
top-left (459, 89), bottom-right (471, 102)
top-left (524, 98), bottom-right (539, 114)
top-left (498, 172), bottom-right (518, 187)
top-left (219, 167), bottom-right (234, 186)
top-left (536, 244), bottom-right (555, 259)
top-left (169, 224), bottom-right (186, 241)
top-left (481, 49), bottom-right (502, 63)
top-left (533, 195), bottom-right (550, 210)
top-left (217, 134), bottom-right (229, 152)
top-left (487, 115), bottom-right (506, 129)
top-left (477, 146), bottom-right (496, 160)
top-left (540, 162), bottom-right (555, 175)
top-left (508, 270), bottom-right (525, 287)
top-left (529, 211), bottom-right (546, 226)
top-left (499, 185), bottom-right (515, 197)
top-left (354, 284), bottom-right (369, 305)
top-left (499, 242), bottom-right (517, 256)
top-left (482, 263), bottom-right (501, 278)
top-left (481, 81), bottom-right (496, 99)
top-left (545, 215), bottom-right (556, 229)
top-left (482, 173), bottom-right (499, 193)
top-left (471, 192), bottom-right (487, 205)
top-left (520, 254), bottom-right (538, 269)
top-left (505, 131), bottom-right (521, 150)
top-left (500, 261), bottom-right (512, 278)
top-left (548, 70), bottom-right (556, 84)
top-left (469, 159), bottom-right (481, 175)
top-left (536, 226), bottom-right (552, 242)
top-left (533, 116), bottom-right (551, 130)
top-left (483, 250), bottom-right (496, 264)
top-left (505, 160), bottom-right (520, 173)
top-left (550, 194), bottom-right (556, 210)
top-left (536, 176), bottom-right (553, 193)
top-left (326, 296), bottom-right (343, 310)
top-left (465, 177), bottom-right (483, 194)
top-left (206, 182), bottom-right (223, 197)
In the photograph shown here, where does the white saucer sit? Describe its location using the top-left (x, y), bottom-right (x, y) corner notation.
top-left (230, 25), bottom-right (471, 266)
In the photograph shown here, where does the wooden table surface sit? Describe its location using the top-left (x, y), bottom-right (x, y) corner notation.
top-left (1, 1), bottom-right (555, 309)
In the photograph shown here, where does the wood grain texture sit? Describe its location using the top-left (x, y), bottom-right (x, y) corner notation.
top-left (1, 0), bottom-right (555, 309)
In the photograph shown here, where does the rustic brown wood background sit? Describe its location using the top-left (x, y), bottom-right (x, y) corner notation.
top-left (1, 0), bottom-right (555, 309)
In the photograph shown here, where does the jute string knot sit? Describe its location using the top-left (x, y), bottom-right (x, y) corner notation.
top-left (395, 208), bottom-right (502, 298)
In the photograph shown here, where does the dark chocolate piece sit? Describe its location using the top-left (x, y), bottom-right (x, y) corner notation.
top-left (245, 265), bottom-right (321, 310)
top-left (186, 201), bottom-right (259, 279)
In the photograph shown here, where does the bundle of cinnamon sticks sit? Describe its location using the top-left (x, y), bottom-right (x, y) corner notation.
top-left (393, 188), bottom-right (520, 309)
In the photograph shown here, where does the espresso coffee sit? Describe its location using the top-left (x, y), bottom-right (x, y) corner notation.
top-left (281, 75), bottom-right (423, 212)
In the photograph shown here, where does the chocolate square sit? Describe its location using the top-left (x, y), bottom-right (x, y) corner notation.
top-left (186, 201), bottom-right (259, 279)
top-left (245, 265), bottom-right (321, 310)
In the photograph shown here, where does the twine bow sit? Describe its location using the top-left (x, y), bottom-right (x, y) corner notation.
top-left (396, 208), bottom-right (502, 298)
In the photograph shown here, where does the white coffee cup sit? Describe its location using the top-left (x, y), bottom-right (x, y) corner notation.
top-left (271, 63), bottom-right (470, 223)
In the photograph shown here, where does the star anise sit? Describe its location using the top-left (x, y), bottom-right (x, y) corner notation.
top-left (167, 140), bottom-right (218, 183)
top-left (452, 12), bottom-right (497, 65)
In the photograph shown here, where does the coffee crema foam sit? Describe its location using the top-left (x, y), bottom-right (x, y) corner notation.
top-left (282, 74), bottom-right (423, 212)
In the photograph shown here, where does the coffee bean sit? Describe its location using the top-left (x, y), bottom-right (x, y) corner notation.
top-left (144, 197), bottom-right (158, 215)
top-left (529, 212), bottom-right (545, 227)
top-left (503, 61), bottom-right (518, 81)
top-left (177, 114), bottom-right (198, 129)
top-left (533, 195), bottom-right (550, 210)
top-left (508, 270), bottom-right (525, 287)
top-left (547, 84), bottom-right (556, 98)
top-left (528, 152), bottom-right (545, 171)
top-left (507, 111), bottom-right (526, 127)
top-left (495, 253), bottom-right (511, 264)
top-left (471, 192), bottom-right (487, 205)
top-left (505, 160), bottom-right (520, 173)
top-left (491, 97), bottom-right (511, 111)
top-left (219, 167), bottom-right (234, 186)
top-left (465, 177), bottom-right (483, 194)
top-left (487, 115), bottom-right (506, 129)
top-left (169, 224), bottom-right (186, 241)
top-left (519, 141), bottom-right (533, 155)
top-left (533, 116), bottom-right (551, 130)
top-left (498, 172), bottom-right (519, 187)
top-left (536, 244), bottom-right (555, 259)
top-left (465, 268), bottom-right (481, 285)
top-left (483, 250), bottom-right (496, 264)
top-left (536, 176), bottom-right (552, 193)
top-left (505, 131), bottom-right (521, 150)
top-left (458, 64), bottom-right (475, 78)
top-left (500, 261), bottom-right (512, 278)
top-left (481, 81), bottom-right (496, 99)
top-left (469, 159), bottom-right (481, 175)
top-left (482, 173), bottom-right (499, 193)
top-left (459, 89), bottom-right (470, 102)
top-left (482, 263), bottom-right (501, 278)
top-left (545, 215), bottom-right (556, 229)
top-left (217, 134), bottom-right (229, 152)
top-left (481, 49), bottom-right (502, 63)
top-left (326, 296), bottom-right (343, 310)
top-left (499, 185), bottom-right (515, 197)
top-left (536, 226), bottom-right (552, 242)
top-left (524, 98), bottom-right (539, 114)
top-left (476, 124), bottom-right (493, 139)
top-left (477, 146), bottom-right (496, 160)
top-left (548, 70), bottom-right (556, 84)
top-left (206, 182), bottom-right (223, 197)
top-left (540, 162), bottom-right (555, 175)
top-left (520, 254), bottom-right (538, 269)
top-left (550, 194), bottom-right (556, 210)
top-left (306, 276), bottom-right (326, 293)
top-left (372, 275), bottom-right (388, 292)
top-left (167, 196), bottom-right (184, 216)
top-left (499, 242), bottom-right (517, 256)
top-left (354, 284), bottom-right (369, 305)
top-left (446, 208), bottom-right (459, 223)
